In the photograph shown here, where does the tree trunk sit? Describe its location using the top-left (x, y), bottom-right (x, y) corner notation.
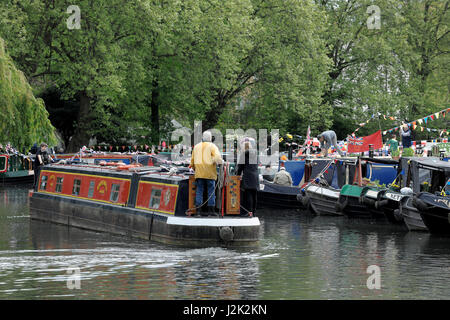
top-left (67, 91), bottom-right (92, 152)
top-left (204, 95), bottom-right (226, 130)
top-left (150, 81), bottom-right (160, 145)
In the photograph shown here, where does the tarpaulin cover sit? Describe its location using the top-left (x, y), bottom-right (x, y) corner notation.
top-left (417, 192), bottom-right (450, 210)
top-left (281, 160), bottom-right (305, 186)
top-left (259, 181), bottom-right (301, 195)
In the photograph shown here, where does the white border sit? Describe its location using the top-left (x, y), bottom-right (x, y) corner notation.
top-left (166, 216), bottom-right (260, 227)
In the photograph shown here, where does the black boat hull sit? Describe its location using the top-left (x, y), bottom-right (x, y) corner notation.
top-left (414, 192), bottom-right (450, 234)
top-left (400, 197), bottom-right (428, 232)
top-left (257, 182), bottom-right (303, 209)
top-left (305, 185), bottom-right (342, 216)
top-left (30, 192), bottom-right (260, 247)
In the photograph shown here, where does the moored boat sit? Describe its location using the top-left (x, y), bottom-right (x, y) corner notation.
top-left (304, 184), bottom-right (342, 215)
top-left (401, 196), bottom-right (428, 231)
top-left (29, 163), bottom-right (260, 246)
top-left (0, 153), bottom-right (34, 183)
top-left (338, 184), bottom-right (386, 219)
top-left (413, 191), bottom-right (450, 234)
top-left (257, 181), bottom-right (303, 209)
top-left (400, 157), bottom-right (450, 232)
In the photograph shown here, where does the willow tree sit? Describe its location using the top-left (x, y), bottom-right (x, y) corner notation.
top-left (0, 38), bottom-right (56, 151)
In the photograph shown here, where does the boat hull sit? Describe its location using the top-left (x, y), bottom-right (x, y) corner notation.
top-left (305, 185), bottom-right (342, 216)
top-left (30, 192), bottom-right (260, 247)
top-left (400, 197), bottom-right (428, 232)
top-left (257, 182), bottom-right (303, 209)
top-left (414, 192), bottom-right (450, 234)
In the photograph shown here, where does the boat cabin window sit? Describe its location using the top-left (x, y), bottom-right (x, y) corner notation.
top-left (72, 179), bottom-right (81, 196)
top-left (88, 181), bottom-right (95, 198)
top-left (149, 188), bottom-right (162, 209)
top-left (0, 156), bottom-right (6, 172)
top-left (55, 177), bottom-right (64, 193)
top-left (40, 175), bottom-right (48, 190)
top-left (110, 184), bottom-right (120, 202)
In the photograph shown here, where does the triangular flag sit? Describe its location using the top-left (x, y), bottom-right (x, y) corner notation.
top-left (424, 117), bottom-right (428, 124)
top-left (435, 112), bottom-right (439, 119)
top-left (383, 131), bottom-right (387, 135)
top-left (418, 119), bottom-right (423, 124)
top-left (421, 127), bottom-right (424, 132)
top-left (430, 115), bottom-right (435, 120)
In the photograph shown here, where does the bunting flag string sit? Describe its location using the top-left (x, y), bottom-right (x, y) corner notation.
top-left (350, 107), bottom-right (449, 137)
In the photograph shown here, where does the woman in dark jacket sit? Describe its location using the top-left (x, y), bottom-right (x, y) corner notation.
top-left (236, 142), bottom-right (259, 216)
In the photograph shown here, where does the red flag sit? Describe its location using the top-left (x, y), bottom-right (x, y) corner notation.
top-left (304, 125), bottom-right (311, 146)
top-left (347, 130), bottom-right (383, 153)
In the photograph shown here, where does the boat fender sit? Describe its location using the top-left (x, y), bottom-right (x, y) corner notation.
top-left (393, 209), bottom-right (403, 222)
top-left (301, 195), bottom-right (310, 207)
top-left (412, 196), bottom-right (429, 212)
top-left (219, 226), bottom-right (234, 242)
top-left (336, 200), bottom-right (347, 212)
top-left (375, 199), bottom-right (388, 210)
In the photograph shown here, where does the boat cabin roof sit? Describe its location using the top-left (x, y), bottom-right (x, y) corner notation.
top-left (44, 163), bottom-right (192, 182)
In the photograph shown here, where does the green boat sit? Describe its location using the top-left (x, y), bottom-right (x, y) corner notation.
top-left (0, 154), bottom-right (34, 183)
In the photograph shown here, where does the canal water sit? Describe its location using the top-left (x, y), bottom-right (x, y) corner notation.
top-left (1, 184), bottom-right (450, 300)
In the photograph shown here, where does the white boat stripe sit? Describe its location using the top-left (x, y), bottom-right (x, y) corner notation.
top-left (166, 216), bottom-right (260, 227)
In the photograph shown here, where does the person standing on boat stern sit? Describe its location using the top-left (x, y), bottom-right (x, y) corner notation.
top-left (237, 141), bottom-right (259, 217)
top-left (273, 163), bottom-right (293, 186)
top-left (34, 142), bottom-right (54, 187)
top-left (317, 130), bottom-right (344, 157)
top-left (190, 131), bottom-right (223, 216)
top-left (400, 123), bottom-right (412, 149)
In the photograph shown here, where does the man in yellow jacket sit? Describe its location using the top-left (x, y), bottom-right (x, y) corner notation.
top-left (190, 131), bottom-right (223, 216)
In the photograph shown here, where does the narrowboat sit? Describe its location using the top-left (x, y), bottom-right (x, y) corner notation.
top-left (399, 157), bottom-right (450, 232)
top-left (412, 162), bottom-right (450, 234)
top-left (413, 191), bottom-right (450, 234)
top-left (401, 196), bottom-right (428, 231)
top-left (257, 181), bottom-right (303, 209)
top-left (0, 153), bottom-right (34, 183)
top-left (372, 189), bottom-right (405, 224)
top-left (29, 163), bottom-right (260, 246)
top-left (301, 158), bottom-right (356, 216)
top-left (303, 184), bottom-right (342, 215)
top-left (337, 184), bottom-right (386, 219)
top-left (342, 157), bottom-right (401, 219)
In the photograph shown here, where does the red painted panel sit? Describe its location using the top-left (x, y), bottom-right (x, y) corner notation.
top-left (136, 181), bottom-right (178, 214)
top-left (39, 170), bottom-right (130, 205)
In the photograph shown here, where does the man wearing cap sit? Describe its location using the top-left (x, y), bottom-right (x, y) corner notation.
top-left (190, 131), bottom-right (223, 216)
top-left (317, 130), bottom-right (344, 157)
top-left (34, 143), bottom-right (54, 187)
top-left (273, 163), bottom-right (293, 187)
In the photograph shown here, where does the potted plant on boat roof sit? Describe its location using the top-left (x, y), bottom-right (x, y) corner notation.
top-left (402, 147), bottom-right (414, 157)
top-left (391, 149), bottom-right (400, 160)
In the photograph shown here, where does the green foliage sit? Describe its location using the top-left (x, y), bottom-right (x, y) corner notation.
top-left (0, 38), bottom-right (56, 151)
top-left (0, 0), bottom-right (448, 149)
top-left (402, 147), bottom-right (415, 157)
top-left (391, 149), bottom-right (400, 157)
